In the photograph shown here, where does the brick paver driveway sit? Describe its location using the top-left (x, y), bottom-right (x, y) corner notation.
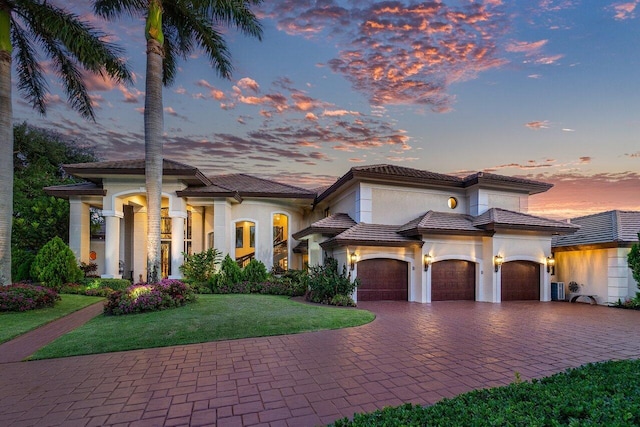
top-left (1, 301), bottom-right (639, 426)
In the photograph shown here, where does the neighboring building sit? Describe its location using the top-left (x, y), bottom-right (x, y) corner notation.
top-left (46, 160), bottom-right (579, 303)
top-left (552, 210), bottom-right (640, 305)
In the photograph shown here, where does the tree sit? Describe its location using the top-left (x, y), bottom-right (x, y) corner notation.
top-left (628, 233), bottom-right (640, 286)
top-left (0, 2), bottom-right (131, 285)
top-left (12, 123), bottom-right (98, 253)
top-left (94, 0), bottom-right (262, 283)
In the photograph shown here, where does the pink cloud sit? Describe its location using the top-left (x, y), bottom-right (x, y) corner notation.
top-left (610, 1), bottom-right (639, 20)
top-left (237, 77), bottom-right (260, 93)
top-left (525, 120), bottom-right (550, 130)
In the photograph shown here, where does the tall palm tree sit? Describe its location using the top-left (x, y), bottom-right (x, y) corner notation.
top-left (0, 1), bottom-right (131, 286)
top-left (94, 0), bottom-right (262, 283)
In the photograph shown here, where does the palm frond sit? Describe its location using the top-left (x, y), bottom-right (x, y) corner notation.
top-left (10, 0), bottom-right (133, 120)
top-left (94, 0), bottom-right (148, 20)
top-left (201, 0), bottom-right (263, 40)
top-left (11, 20), bottom-right (48, 116)
top-left (163, 1), bottom-right (232, 79)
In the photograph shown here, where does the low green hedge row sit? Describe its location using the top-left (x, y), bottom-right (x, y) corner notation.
top-left (331, 359), bottom-right (640, 426)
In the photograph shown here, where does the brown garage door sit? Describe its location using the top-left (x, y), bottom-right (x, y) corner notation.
top-left (431, 260), bottom-right (475, 301)
top-left (501, 261), bottom-right (540, 301)
top-left (357, 259), bottom-right (408, 301)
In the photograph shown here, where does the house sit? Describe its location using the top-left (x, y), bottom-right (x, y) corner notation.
top-left (552, 210), bottom-right (640, 304)
top-left (46, 160), bottom-right (579, 303)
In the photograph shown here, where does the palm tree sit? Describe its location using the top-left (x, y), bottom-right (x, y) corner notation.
top-left (0, 1), bottom-right (131, 286)
top-left (93, 0), bottom-right (262, 283)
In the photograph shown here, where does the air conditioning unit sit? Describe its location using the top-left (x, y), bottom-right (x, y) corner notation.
top-left (551, 282), bottom-right (565, 301)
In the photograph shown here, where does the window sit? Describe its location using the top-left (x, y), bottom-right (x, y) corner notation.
top-left (447, 197), bottom-right (458, 209)
top-left (249, 225), bottom-right (255, 248)
top-left (235, 226), bottom-right (243, 248)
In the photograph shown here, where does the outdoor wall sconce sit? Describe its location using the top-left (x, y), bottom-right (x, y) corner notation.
top-left (546, 255), bottom-right (555, 274)
top-left (350, 252), bottom-right (357, 270)
top-left (494, 254), bottom-right (504, 272)
top-left (424, 254), bottom-right (433, 271)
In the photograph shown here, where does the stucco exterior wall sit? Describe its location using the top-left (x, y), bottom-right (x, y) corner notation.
top-left (554, 249), bottom-right (609, 304)
top-left (370, 184), bottom-right (466, 225)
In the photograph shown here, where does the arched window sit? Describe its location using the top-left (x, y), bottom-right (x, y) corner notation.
top-left (273, 213), bottom-right (288, 273)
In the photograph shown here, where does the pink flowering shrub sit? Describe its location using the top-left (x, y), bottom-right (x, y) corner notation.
top-left (104, 280), bottom-right (196, 315)
top-left (0, 283), bottom-right (60, 312)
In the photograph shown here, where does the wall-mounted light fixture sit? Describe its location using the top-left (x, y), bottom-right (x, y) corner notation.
top-left (350, 252), bottom-right (357, 270)
top-left (546, 255), bottom-right (555, 274)
top-left (494, 254), bottom-right (504, 273)
top-left (424, 254), bottom-right (433, 271)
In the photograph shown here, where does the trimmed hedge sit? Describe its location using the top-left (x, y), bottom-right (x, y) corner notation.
top-left (0, 283), bottom-right (61, 312)
top-left (104, 279), bottom-right (196, 315)
top-left (331, 359), bottom-right (640, 426)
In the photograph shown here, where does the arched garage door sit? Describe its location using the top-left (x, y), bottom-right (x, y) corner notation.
top-left (501, 261), bottom-right (540, 301)
top-left (357, 259), bottom-right (408, 301)
top-left (431, 260), bottom-right (475, 301)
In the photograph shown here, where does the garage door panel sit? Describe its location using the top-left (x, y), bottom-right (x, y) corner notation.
top-left (431, 260), bottom-right (475, 301)
top-left (501, 261), bottom-right (540, 301)
top-left (357, 259), bottom-right (408, 301)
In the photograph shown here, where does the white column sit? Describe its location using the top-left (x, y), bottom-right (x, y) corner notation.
top-left (214, 199), bottom-right (232, 256)
top-left (191, 207), bottom-right (204, 254)
top-left (169, 198), bottom-right (187, 279)
top-left (68, 198), bottom-right (90, 263)
top-left (133, 207), bottom-right (147, 283)
top-left (102, 211), bottom-right (123, 279)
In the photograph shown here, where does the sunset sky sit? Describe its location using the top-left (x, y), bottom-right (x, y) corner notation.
top-left (12, 1), bottom-right (640, 219)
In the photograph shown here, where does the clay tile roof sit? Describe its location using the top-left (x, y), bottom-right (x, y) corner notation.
top-left (320, 223), bottom-right (424, 249)
top-left (398, 211), bottom-right (488, 236)
top-left (43, 182), bottom-right (106, 198)
top-left (62, 158), bottom-right (211, 186)
top-left (209, 174), bottom-right (315, 197)
top-left (292, 213), bottom-right (357, 239)
top-left (352, 164), bottom-right (463, 183)
top-left (462, 171), bottom-right (553, 195)
top-left (553, 210), bottom-right (640, 248)
top-left (473, 208), bottom-right (579, 233)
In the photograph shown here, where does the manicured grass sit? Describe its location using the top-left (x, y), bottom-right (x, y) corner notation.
top-left (331, 359), bottom-right (640, 426)
top-left (31, 294), bottom-right (375, 359)
top-left (0, 294), bottom-right (104, 344)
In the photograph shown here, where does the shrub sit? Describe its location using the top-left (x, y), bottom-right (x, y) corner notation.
top-left (331, 360), bottom-right (640, 426)
top-left (0, 283), bottom-right (60, 312)
top-left (11, 248), bottom-right (35, 282)
top-left (180, 248), bottom-right (222, 282)
top-left (81, 278), bottom-right (131, 291)
top-left (217, 254), bottom-right (243, 287)
top-left (30, 237), bottom-right (83, 290)
top-left (330, 294), bottom-right (356, 307)
top-left (306, 258), bottom-right (358, 305)
top-left (79, 261), bottom-right (98, 277)
top-left (104, 280), bottom-right (196, 315)
top-left (628, 234), bottom-right (640, 285)
top-left (242, 259), bottom-right (268, 283)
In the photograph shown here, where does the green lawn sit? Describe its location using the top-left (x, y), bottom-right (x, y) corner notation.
top-left (30, 294), bottom-right (375, 359)
top-left (0, 294), bottom-right (104, 344)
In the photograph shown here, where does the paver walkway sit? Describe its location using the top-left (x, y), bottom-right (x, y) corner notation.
top-left (1, 301), bottom-right (639, 426)
top-left (0, 302), bottom-right (104, 364)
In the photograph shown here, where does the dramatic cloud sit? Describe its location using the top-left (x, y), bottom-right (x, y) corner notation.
top-left (261, 1), bottom-right (510, 109)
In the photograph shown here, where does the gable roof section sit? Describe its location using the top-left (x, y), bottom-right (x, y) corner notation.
top-left (178, 174), bottom-right (316, 200)
top-left (292, 213), bottom-right (357, 240)
top-left (62, 158), bottom-right (211, 186)
top-left (398, 211), bottom-right (491, 237)
top-left (473, 208), bottom-right (580, 234)
top-left (320, 223), bottom-right (424, 249)
top-left (315, 164), bottom-right (553, 205)
top-left (552, 210), bottom-right (640, 250)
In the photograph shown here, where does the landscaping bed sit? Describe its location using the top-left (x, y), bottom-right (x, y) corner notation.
top-left (331, 359), bottom-right (640, 426)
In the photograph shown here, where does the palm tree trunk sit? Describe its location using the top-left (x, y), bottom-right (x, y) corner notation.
top-left (0, 10), bottom-right (13, 286)
top-left (144, 2), bottom-right (164, 283)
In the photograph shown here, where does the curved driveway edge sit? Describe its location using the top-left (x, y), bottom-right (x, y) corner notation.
top-left (1, 301), bottom-right (639, 426)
